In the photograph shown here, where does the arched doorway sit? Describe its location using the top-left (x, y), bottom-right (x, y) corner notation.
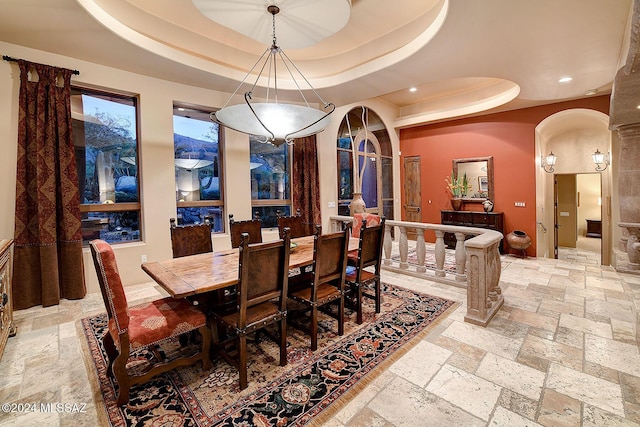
top-left (535, 109), bottom-right (612, 265)
top-left (336, 107), bottom-right (394, 220)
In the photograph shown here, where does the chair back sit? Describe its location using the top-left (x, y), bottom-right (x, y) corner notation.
top-left (236, 229), bottom-right (291, 326)
top-left (89, 239), bottom-right (130, 333)
top-left (277, 212), bottom-right (314, 239)
top-left (229, 214), bottom-right (263, 248)
top-left (352, 213), bottom-right (381, 238)
top-left (169, 218), bottom-right (213, 258)
top-left (354, 217), bottom-right (386, 273)
top-left (313, 224), bottom-right (351, 291)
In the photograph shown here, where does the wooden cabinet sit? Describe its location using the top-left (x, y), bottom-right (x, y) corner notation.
top-left (0, 239), bottom-right (16, 360)
top-left (441, 210), bottom-right (505, 253)
top-left (586, 219), bottom-right (602, 238)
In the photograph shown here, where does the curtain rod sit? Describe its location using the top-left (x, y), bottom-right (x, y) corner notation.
top-left (2, 55), bottom-right (80, 75)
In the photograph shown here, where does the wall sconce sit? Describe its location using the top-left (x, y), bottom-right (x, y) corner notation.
top-left (592, 149), bottom-right (610, 171)
top-left (541, 151), bottom-right (557, 173)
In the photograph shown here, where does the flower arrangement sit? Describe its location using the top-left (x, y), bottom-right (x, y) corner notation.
top-left (445, 171), bottom-right (471, 198)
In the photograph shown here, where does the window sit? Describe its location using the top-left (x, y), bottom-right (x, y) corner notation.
top-left (173, 105), bottom-right (224, 232)
top-left (72, 87), bottom-right (141, 245)
top-left (337, 107), bottom-right (394, 220)
top-left (250, 136), bottom-right (291, 228)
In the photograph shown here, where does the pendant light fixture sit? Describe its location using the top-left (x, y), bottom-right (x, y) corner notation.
top-left (210, 5), bottom-right (335, 146)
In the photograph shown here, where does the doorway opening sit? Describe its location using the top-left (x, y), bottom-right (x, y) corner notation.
top-left (555, 172), bottom-right (602, 264)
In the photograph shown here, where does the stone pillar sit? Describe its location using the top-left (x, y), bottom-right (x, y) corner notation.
top-left (609, 0), bottom-right (640, 272)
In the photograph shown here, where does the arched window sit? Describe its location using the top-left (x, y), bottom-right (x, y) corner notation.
top-left (337, 107), bottom-right (393, 220)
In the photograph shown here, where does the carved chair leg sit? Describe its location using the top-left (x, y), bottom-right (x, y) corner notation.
top-left (356, 284), bottom-right (363, 324)
top-left (338, 297), bottom-right (345, 336)
top-left (238, 335), bottom-right (248, 390)
top-left (102, 332), bottom-right (117, 378)
top-left (374, 279), bottom-right (381, 313)
top-left (112, 350), bottom-right (131, 406)
top-left (279, 317), bottom-right (288, 366)
top-left (310, 305), bottom-right (319, 351)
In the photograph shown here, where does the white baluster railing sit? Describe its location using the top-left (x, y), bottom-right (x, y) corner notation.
top-left (330, 216), bottom-right (504, 326)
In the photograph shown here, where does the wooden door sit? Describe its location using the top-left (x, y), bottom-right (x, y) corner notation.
top-left (556, 174), bottom-right (577, 248)
top-left (403, 156), bottom-right (422, 240)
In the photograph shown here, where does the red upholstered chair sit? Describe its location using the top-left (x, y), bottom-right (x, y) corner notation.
top-left (89, 239), bottom-right (212, 405)
top-left (351, 213), bottom-right (381, 239)
top-left (288, 225), bottom-right (351, 351)
top-left (345, 217), bottom-right (385, 324)
top-left (210, 229), bottom-right (292, 390)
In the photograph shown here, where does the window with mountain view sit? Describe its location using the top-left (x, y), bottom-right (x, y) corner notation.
top-left (250, 136), bottom-right (291, 228)
top-left (173, 104), bottom-right (224, 232)
top-left (72, 87), bottom-right (141, 245)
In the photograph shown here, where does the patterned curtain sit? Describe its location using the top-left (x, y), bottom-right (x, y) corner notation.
top-left (292, 135), bottom-right (321, 227)
top-left (13, 60), bottom-right (86, 309)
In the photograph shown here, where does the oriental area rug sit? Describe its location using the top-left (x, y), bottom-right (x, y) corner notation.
top-left (80, 282), bottom-right (457, 426)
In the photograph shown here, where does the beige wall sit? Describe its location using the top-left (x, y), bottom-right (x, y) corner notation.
top-left (0, 41), bottom-right (401, 294)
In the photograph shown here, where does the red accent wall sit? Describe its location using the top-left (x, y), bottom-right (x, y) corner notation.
top-left (399, 95), bottom-right (610, 256)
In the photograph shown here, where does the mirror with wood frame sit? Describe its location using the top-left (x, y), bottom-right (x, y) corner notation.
top-left (452, 156), bottom-right (494, 203)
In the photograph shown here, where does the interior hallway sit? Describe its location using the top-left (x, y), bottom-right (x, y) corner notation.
top-left (1, 243), bottom-right (640, 426)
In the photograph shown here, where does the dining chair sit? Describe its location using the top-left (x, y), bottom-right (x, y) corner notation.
top-left (169, 217), bottom-right (212, 258)
top-left (229, 213), bottom-right (263, 248)
top-left (209, 229), bottom-right (292, 390)
top-left (345, 217), bottom-right (385, 324)
top-left (89, 239), bottom-right (212, 405)
top-left (288, 224), bottom-right (351, 351)
top-left (169, 217), bottom-right (235, 313)
top-left (276, 209), bottom-right (314, 239)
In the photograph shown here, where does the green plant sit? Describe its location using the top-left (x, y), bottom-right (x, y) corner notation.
top-left (445, 171), bottom-right (471, 197)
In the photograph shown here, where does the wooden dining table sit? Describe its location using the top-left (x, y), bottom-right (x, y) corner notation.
top-left (142, 235), bottom-right (359, 298)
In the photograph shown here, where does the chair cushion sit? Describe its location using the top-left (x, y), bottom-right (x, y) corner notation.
top-left (345, 268), bottom-right (376, 283)
top-left (290, 283), bottom-right (341, 303)
top-left (218, 301), bottom-right (282, 330)
top-left (109, 297), bottom-right (207, 350)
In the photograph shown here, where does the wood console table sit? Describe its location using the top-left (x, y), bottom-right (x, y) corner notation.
top-left (441, 210), bottom-right (505, 253)
top-left (586, 219), bottom-right (602, 238)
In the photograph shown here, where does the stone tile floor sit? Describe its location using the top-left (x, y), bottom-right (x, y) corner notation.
top-left (1, 244), bottom-right (640, 426)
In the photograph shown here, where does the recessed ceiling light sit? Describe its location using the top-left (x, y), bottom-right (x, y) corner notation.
top-left (558, 76), bottom-right (573, 83)
top-left (585, 89), bottom-right (597, 96)
top-left (636, 104), bottom-right (640, 110)
top-left (409, 87), bottom-right (417, 92)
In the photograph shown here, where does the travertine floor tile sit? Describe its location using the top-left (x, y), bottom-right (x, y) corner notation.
top-left (476, 353), bottom-right (545, 400)
top-left (369, 376), bottom-right (484, 426)
top-left (585, 334), bottom-right (640, 377)
top-left (426, 364), bottom-right (502, 421)
top-left (442, 321), bottom-right (523, 360)
top-left (489, 406), bottom-right (543, 426)
top-left (537, 389), bottom-right (582, 427)
top-left (546, 363), bottom-right (625, 416)
top-left (388, 341), bottom-right (451, 387)
top-left (559, 313), bottom-right (613, 339)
